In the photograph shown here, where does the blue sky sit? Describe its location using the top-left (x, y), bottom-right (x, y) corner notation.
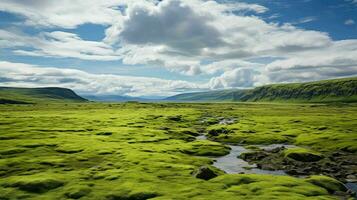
top-left (0, 0), bottom-right (356, 97)
top-left (244, 0), bottom-right (357, 40)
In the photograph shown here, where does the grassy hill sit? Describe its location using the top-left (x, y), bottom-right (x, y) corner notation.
top-left (165, 89), bottom-right (246, 102)
top-left (240, 77), bottom-right (357, 103)
top-left (0, 87), bottom-right (87, 104)
top-left (166, 77), bottom-right (357, 103)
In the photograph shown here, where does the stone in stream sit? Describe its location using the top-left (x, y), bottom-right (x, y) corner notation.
top-left (286, 151), bottom-right (323, 162)
top-left (208, 127), bottom-right (232, 136)
top-left (193, 166), bottom-right (218, 180)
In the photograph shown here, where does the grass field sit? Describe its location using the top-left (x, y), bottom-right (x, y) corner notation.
top-left (0, 102), bottom-right (356, 199)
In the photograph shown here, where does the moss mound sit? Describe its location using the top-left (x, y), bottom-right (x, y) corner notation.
top-left (307, 176), bottom-right (347, 193)
top-left (106, 191), bottom-right (159, 200)
top-left (284, 148), bottom-right (323, 162)
top-left (7, 175), bottom-right (65, 193)
top-left (64, 186), bottom-right (92, 199)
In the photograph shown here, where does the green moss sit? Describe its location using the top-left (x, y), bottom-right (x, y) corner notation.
top-left (307, 176), bottom-right (347, 193)
top-left (55, 145), bottom-right (84, 154)
top-left (106, 191), bottom-right (159, 200)
top-left (209, 174), bottom-right (332, 199)
top-left (182, 140), bottom-right (230, 156)
top-left (0, 148), bottom-right (27, 156)
top-left (64, 185), bottom-right (92, 199)
top-left (5, 173), bottom-right (65, 193)
top-left (0, 102), bottom-right (355, 199)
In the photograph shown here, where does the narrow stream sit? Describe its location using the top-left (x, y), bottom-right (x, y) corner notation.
top-left (196, 134), bottom-right (287, 175)
top-left (213, 144), bottom-right (286, 175)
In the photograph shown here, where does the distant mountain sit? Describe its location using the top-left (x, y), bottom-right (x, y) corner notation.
top-left (166, 77), bottom-right (357, 103)
top-left (0, 87), bottom-right (87, 104)
top-left (83, 95), bottom-right (150, 102)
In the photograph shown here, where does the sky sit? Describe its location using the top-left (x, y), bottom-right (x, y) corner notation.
top-left (0, 0), bottom-right (357, 97)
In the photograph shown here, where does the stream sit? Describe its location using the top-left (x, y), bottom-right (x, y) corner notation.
top-left (196, 133), bottom-right (357, 196)
top-left (197, 134), bottom-right (287, 175)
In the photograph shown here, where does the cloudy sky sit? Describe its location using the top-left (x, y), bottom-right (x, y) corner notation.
top-left (0, 0), bottom-right (357, 97)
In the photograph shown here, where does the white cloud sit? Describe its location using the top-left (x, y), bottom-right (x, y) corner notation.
top-left (290, 16), bottom-right (317, 25)
top-left (345, 19), bottom-right (355, 25)
top-left (206, 1), bottom-right (269, 14)
top-left (265, 40), bottom-right (357, 82)
top-left (0, 0), bottom-right (125, 28)
top-left (0, 61), bottom-right (204, 96)
top-left (0, 30), bottom-right (119, 61)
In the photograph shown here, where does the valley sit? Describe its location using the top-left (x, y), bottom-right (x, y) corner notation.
top-left (0, 102), bottom-right (356, 199)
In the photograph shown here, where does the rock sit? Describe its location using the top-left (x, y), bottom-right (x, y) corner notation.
top-left (193, 166), bottom-right (218, 180)
top-left (55, 148), bottom-right (83, 154)
top-left (332, 152), bottom-right (342, 157)
top-left (239, 151), bottom-right (269, 161)
top-left (345, 174), bottom-right (357, 183)
top-left (181, 130), bottom-right (199, 136)
top-left (259, 163), bottom-right (276, 171)
top-left (269, 147), bottom-right (285, 153)
top-left (346, 175), bottom-right (356, 180)
top-left (167, 115), bottom-right (182, 121)
top-left (207, 128), bottom-right (232, 136)
top-left (286, 152), bottom-right (323, 162)
top-left (96, 132), bottom-right (112, 136)
top-left (317, 126), bottom-right (328, 131)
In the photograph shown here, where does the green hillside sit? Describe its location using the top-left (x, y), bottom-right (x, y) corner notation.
top-left (165, 89), bottom-right (245, 102)
top-left (240, 77), bottom-right (357, 103)
top-left (167, 77), bottom-right (357, 103)
top-left (0, 87), bottom-right (87, 104)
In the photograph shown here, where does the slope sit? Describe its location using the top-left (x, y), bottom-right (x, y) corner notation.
top-left (0, 87), bottom-right (87, 104)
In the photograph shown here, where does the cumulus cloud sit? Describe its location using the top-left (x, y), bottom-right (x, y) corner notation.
top-left (209, 68), bottom-right (261, 89)
top-left (0, 61), bottom-right (204, 96)
top-left (119, 0), bottom-right (224, 54)
top-left (99, 0), bottom-right (345, 84)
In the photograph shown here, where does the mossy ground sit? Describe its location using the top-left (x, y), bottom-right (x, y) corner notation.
top-left (0, 103), bottom-right (356, 199)
top-left (206, 103), bottom-right (357, 153)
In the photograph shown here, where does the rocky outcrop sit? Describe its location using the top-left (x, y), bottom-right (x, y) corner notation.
top-left (193, 166), bottom-right (218, 180)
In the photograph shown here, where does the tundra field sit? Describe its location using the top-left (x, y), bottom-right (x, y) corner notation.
top-left (0, 102), bottom-right (356, 200)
